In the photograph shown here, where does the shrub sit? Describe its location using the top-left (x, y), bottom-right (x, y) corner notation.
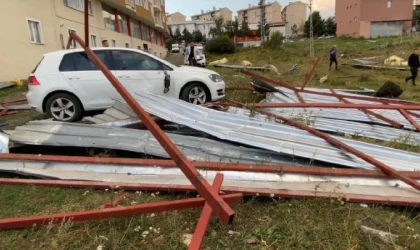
top-left (205, 35), bottom-right (236, 54)
top-left (263, 32), bottom-right (283, 49)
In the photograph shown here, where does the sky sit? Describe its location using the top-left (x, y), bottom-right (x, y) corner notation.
top-left (166, 0), bottom-right (335, 20)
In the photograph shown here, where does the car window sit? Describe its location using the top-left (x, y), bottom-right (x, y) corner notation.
top-left (111, 50), bottom-right (165, 71)
top-left (59, 51), bottom-right (111, 72)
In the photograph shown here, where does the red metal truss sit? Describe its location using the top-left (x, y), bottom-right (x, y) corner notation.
top-left (1, 153), bottom-right (420, 179)
top-left (399, 109), bottom-right (420, 132)
top-left (189, 173), bottom-right (224, 250)
top-left (1, 178), bottom-right (419, 207)
top-left (330, 88), bottom-right (403, 128)
top-left (242, 71), bottom-right (419, 106)
top-left (0, 193), bottom-right (242, 230)
top-left (69, 32), bottom-right (235, 224)
top-left (301, 57), bottom-right (321, 91)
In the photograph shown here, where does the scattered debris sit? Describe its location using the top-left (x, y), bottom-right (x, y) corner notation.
top-left (228, 230), bottom-right (241, 236)
top-left (246, 236), bottom-right (259, 245)
top-left (384, 55), bottom-right (407, 66)
top-left (319, 75), bottom-right (329, 83)
top-left (208, 58), bottom-right (228, 66)
top-left (375, 81), bottom-right (403, 98)
top-left (241, 60), bottom-right (253, 66)
top-left (342, 63), bottom-right (409, 71)
top-left (182, 233), bottom-right (193, 246)
top-left (360, 225), bottom-right (399, 244)
top-left (0, 82), bottom-right (15, 90)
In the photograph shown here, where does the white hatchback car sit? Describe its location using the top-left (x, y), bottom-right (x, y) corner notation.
top-left (27, 48), bottom-right (225, 122)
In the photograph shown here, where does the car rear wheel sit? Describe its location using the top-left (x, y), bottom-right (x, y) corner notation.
top-left (181, 83), bottom-right (209, 105)
top-left (46, 93), bottom-right (83, 122)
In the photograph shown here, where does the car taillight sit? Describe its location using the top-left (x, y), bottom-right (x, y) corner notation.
top-left (28, 75), bottom-right (40, 85)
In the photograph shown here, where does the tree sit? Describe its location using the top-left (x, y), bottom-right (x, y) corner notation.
top-left (256, 22), bottom-right (270, 37)
top-left (224, 18), bottom-right (240, 38)
top-left (414, 9), bottom-right (420, 28)
top-left (325, 17), bottom-right (337, 36)
top-left (182, 28), bottom-right (193, 43)
top-left (173, 28), bottom-right (182, 42)
top-left (192, 30), bottom-right (204, 43)
top-left (165, 37), bottom-right (174, 51)
top-left (169, 28), bottom-right (173, 38)
top-left (239, 21), bottom-right (253, 37)
top-left (304, 11), bottom-right (325, 37)
top-left (291, 24), bottom-right (298, 36)
top-left (266, 31), bottom-right (284, 49)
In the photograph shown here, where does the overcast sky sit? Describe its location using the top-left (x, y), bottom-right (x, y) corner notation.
top-left (166, 0), bottom-right (335, 20)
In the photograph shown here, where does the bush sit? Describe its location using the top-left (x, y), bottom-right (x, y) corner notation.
top-left (264, 31), bottom-right (283, 49)
top-left (205, 35), bottom-right (236, 54)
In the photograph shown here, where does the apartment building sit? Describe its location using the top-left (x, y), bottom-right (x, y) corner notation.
top-left (167, 12), bottom-right (186, 22)
top-left (0, 0), bottom-right (168, 81)
top-left (415, 0), bottom-right (420, 9)
top-left (168, 20), bottom-right (216, 39)
top-left (336, 0), bottom-right (413, 38)
top-left (237, 1), bottom-right (282, 30)
top-left (281, 1), bottom-right (308, 37)
top-left (191, 7), bottom-right (232, 23)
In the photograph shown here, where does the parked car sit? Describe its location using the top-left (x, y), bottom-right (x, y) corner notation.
top-left (171, 44), bottom-right (180, 53)
top-left (27, 48), bottom-right (226, 122)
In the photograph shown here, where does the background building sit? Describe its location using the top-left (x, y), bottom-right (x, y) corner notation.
top-left (191, 7), bottom-right (232, 23)
top-left (336, 0), bottom-right (413, 38)
top-left (168, 20), bottom-right (216, 39)
top-left (0, 0), bottom-right (168, 81)
top-left (167, 12), bottom-right (186, 22)
top-left (281, 1), bottom-right (308, 37)
top-left (237, 1), bottom-right (282, 31)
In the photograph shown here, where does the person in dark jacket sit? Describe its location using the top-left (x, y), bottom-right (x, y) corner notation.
top-left (406, 49), bottom-right (420, 86)
top-left (329, 45), bottom-right (338, 70)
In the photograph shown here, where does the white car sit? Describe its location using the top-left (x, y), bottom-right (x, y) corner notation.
top-left (27, 48), bottom-right (225, 122)
top-left (171, 44), bottom-right (180, 53)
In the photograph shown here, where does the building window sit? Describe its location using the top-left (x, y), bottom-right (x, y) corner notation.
top-left (63, 0), bottom-right (92, 14)
top-left (387, 0), bottom-right (392, 8)
top-left (131, 20), bottom-right (141, 39)
top-left (118, 14), bottom-right (129, 34)
top-left (125, 43), bottom-right (129, 48)
top-left (102, 3), bottom-right (116, 31)
top-left (60, 34), bottom-right (65, 49)
top-left (143, 0), bottom-right (148, 10)
top-left (151, 29), bottom-right (156, 44)
top-left (27, 19), bottom-right (44, 44)
top-left (91, 34), bottom-right (97, 47)
top-left (142, 24), bottom-right (149, 41)
top-left (112, 39), bottom-right (116, 47)
top-left (68, 29), bottom-right (77, 48)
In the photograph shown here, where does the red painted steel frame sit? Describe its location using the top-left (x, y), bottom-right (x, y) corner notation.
top-left (69, 32), bottom-right (235, 224)
top-left (399, 109), bottom-right (420, 132)
top-left (66, 36), bottom-right (73, 50)
top-left (330, 88), bottom-right (403, 128)
top-left (84, 0), bottom-right (89, 48)
top-left (301, 57), bottom-right (321, 91)
top-left (2, 153), bottom-right (420, 179)
top-left (189, 173), bottom-right (224, 250)
top-left (242, 71), bottom-right (419, 106)
top-left (0, 194), bottom-right (242, 230)
top-left (252, 103), bottom-right (420, 110)
top-left (1, 179), bottom-right (419, 207)
top-left (253, 108), bottom-right (420, 191)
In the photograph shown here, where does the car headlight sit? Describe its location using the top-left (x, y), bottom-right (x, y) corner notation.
top-left (209, 74), bottom-right (223, 82)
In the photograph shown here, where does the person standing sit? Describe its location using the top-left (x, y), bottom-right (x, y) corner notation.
top-left (329, 45), bottom-right (338, 70)
top-left (406, 49), bottom-right (420, 86)
top-left (184, 42), bottom-right (196, 66)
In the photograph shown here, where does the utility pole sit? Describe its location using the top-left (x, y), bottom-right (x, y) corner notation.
top-left (259, 0), bottom-right (266, 41)
top-left (309, 0), bottom-right (314, 57)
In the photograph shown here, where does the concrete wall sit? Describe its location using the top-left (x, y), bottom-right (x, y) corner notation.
top-left (270, 25), bottom-right (286, 37)
top-left (336, 0), bottom-right (362, 37)
top-left (191, 8), bottom-right (232, 23)
top-left (238, 1), bottom-right (282, 28)
top-left (282, 1), bottom-right (307, 36)
top-left (0, 0), bottom-right (168, 81)
top-left (361, 0), bottom-right (413, 22)
top-left (370, 21), bottom-right (404, 38)
top-left (167, 12), bottom-right (186, 22)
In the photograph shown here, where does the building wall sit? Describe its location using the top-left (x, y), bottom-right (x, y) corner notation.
top-left (191, 8), bottom-right (232, 23)
top-left (361, 0), bottom-right (413, 22)
top-left (238, 1), bottom-right (282, 27)
top-left (282, 1), bottom-right (307, 36)
top-left (336, 0), bottom-right (362, 37)
top-left (0, 0), bottom-right (168, 81)
top-left (167, 12), bottom-right (186, 22)
top-left (168, 21), bottom-right (215, 39)
top-left (270, 25), bottom-right (286, 37)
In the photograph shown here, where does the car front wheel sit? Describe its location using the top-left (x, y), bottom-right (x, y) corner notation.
top-left (181, 83), bottom-right (209, 105)
top-left (46, 93), bottom-right (83, 122)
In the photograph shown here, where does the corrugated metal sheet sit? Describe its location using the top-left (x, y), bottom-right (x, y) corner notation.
top-left (131, 92), bottom-right (420, 171)
top-left (0, 82), bottom-right (14, 90)
top-left (0, 132), bottom-right (8, 153)
top-left (10, 121), bottom-right (307, 165)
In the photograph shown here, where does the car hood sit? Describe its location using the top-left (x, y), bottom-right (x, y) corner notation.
top-left (175, 66), bottom-right (217, 75)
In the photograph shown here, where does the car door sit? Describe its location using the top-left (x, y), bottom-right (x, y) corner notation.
top-left (110, 50), bottom-right (175, 98)
top-left (59, 50), bottom-right (118, 108)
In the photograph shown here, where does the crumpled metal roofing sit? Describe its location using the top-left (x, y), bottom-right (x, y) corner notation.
top-left (132, 92), bottom-right (420, 171)
top-left (10, 121), bottom-right (307, 165)
top-left (0, 132), bottom-right (9, 153)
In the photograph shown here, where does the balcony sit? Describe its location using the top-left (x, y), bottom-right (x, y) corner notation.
top-left (153, 0), bottom-right (161, 11)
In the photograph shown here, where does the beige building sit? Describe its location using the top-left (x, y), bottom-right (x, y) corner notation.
top-left (191, 7), bottom-right (232, 23)
top-left (167, 12), bottom-right (186, 22)
top-left (238, 1), bottom-right (282, 30)
top-left (0, 0), bottom-right (168, 81)
top-left (281, 1), bottom-right (308, 37)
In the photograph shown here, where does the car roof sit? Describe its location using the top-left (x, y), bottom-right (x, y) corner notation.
top-left (43, 47), bottom-right (150, 57)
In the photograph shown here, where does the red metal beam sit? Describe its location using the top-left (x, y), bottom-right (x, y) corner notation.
top-left (189, 173), bottom-right (224, 250)
top-left (407, 110), bottom-right (420, 119)
top-left (295, 91), bottom-right (306, 103)
top-left (330, 88), bottom-right (403, 129)
top-left (66, 36), bottom-right (73, 49)
top-left (114, 9), bottom-right (120, 33)
top-left (301, 57), bottom-right (321, 91)
top-left (84, 0), bottom-right (89, 47)
top-left (1, 178), bottom-right (418, 207)
top-left (0, 193), bottom-right (242, 230)
top-left (242, 71), bottom-right (419, 106)
top-left (69, 32), bottom-right (235, 224)
top-left (252, 108), bottom-right (420, 191)
top-left (2, 153), bottom-right (420, 179)
top-left (399, 109), bottom-right (420, 132)
top-left (251, 103), bottom-right (420, 110)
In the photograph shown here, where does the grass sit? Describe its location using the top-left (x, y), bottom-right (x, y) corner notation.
top-left (2, 36), bottom-right (420, 249)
